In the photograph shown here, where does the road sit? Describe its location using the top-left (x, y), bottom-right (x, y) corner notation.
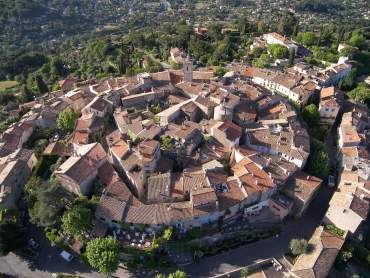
top-left (0, 185), bottom-right (334, 278)
top-left (179, 185), bottom-right (334, 277)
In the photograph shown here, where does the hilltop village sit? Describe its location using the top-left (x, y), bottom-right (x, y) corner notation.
top-left (0, 32), bottom-right (369, 277)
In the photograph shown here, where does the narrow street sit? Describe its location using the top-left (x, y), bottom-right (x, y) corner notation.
top-left (180, 185), bottom-right (335, 277)
top-left (0, 184), bottom-right (334, 278)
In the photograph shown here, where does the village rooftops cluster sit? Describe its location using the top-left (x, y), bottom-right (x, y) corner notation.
top-left (0, 47), bottom-right (325, 232)
top-left (1, 32), bottom-right (353, 235)
top-left (324, 105), bottom-right (370, 234)
top-left (5, 53), bottom-right (323, 232)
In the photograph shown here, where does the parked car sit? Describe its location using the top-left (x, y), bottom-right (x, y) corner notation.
top-left (60, 251), bottom-right (74, 262)
top-left (28, 238), bottom-right (39, 249)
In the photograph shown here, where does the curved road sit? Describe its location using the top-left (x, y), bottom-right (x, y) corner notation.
top-left (180, 186), bottom-right (334, 277)
top-left (0, 186), bottom-right (333, 278)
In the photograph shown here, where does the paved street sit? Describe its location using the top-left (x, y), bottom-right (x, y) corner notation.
top-left (0, 186), bottom-right (333, 278)
top-left (0, 186), bottom-right (334, 278)
top-left (179, 185), bottom-right (334, 277)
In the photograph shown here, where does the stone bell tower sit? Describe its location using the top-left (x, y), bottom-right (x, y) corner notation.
top-left (183, 54), bottom-right (193, 83)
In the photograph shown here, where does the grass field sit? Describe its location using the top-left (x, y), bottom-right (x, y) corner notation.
top-left (0, 81), bottom-right (18, 92)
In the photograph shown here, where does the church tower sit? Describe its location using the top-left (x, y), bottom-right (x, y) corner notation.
top-left (183, 54), bottom-right (193, 82)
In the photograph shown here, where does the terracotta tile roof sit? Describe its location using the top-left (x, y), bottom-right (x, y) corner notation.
top-left (164, 122), bottom-right (201, 141)
top-left (266, 32), bottom-right (290, 43)
top-left (350, 195), bottom-right (369, 220)
top-left (43, 141), bottom-right (71, 157)
top-left (341, 147), bottom-right (358, 158)
top-left (97, 161), bottom-right (120, 186)
top-left (139, 126), bottom-right (162, 140)
top-left (110, 139), bottom-right (129, 160)
top-left (292, 226), bottom-right (345, 278)
top-left (237, 145), bottom-right (258, 157)
top-left (182, 168), bottom-right (207, 193)
top-left (105, 130), bottom-right (122, 145)
top-left (72, 131), bottom-right (89, 145)
top-left (233, 158), bottom-right (274, 194)
top-left (87, 97), bottom-right (111, 112)
top-left (56, 143), bottom-right (107, 183)
top-left (206, 171), bottom-right (228, 186)
top-left (75, 117), bottom-right (91, 131)
top-left (340, 125), bottom-right (361, 145)
top-left (237, 86), bottom-right (263, 103)
top-left (321, 98), bottom-right (339, 108)
top-left (139, 140), bottom-right (160, 163)
top-left (234, 102), bottom-right (257, 122)
top-left (181, 101), bottom-right (200, 114)
top-left (202, 139), bottom-right (231, 160)
top-left (215, 121), bottom-right (243, 142)
top-left (195, 96), bottom-right (217, 108)
top-left (176, 82), bottom-right (216, 97)
top-left (96, 194), bottom-right (128, 222)
top-left (284, 171), bottom-right (322, 202)
top-left (216, 178), bottom-right (246, 210)
top-left (320, 87), bottom-right (335, 100)
top-left (191, 187), bottom-right (218, 208)
top-left (139, 140), bottom-right (160, 156)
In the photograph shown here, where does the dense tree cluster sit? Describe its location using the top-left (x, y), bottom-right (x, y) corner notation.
top-left (57, 108), bottom-right (79, 131)
top-left (306, 139), bottom-right (330, 179)
top-left (347, 83), bottom-right (370, 108)
top-left (85, 237), bottom-right (121, 275)
top-left (28, 178), bottom-right (70, 227)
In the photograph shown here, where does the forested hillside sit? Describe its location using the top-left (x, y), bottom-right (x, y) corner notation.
top-left (0, 0), bottom-right (369, 92)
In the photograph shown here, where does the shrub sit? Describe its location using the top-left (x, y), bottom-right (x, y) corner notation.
top-left (290, 238), bottom-right (308, 256)
top-left (45, 228), bottom-right (59, 244)
top-left (324, 224), bottom-right (345, 237)
top-left (214, 67), bottom-right (227, 77)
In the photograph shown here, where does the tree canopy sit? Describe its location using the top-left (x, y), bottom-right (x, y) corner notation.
top-left (29, 179), bottom-right (70, 227)
top-left (306, 139), bottom-right (330, 179)
top-left (57, 108), bottom-right (79, 130)
top-left (303, 104), bottom-right (320, 126)
top-left (290, 238), bottom-right (308, 256)
top-left (252, 54), bottom-right (271, 68)
top-left (267, 44), bottom-right (289, 59)
top-left (347, 83), bottom-right (370, 108)
top-left (85, 237), bottom-right (120, 275)
top-left (297, 32), bottom-right (317, 46)
top-left (349, 31), bottom-right (366, 49)
top-left (214, 67), bottom-right (227, 77)
top-left (62, 205), bottom-right (93, 237)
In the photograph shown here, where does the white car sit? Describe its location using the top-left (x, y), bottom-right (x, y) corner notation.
top-left (60, 251), bottom-right (74, 262)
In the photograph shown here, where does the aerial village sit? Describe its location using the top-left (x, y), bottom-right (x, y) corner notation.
top-left (0, 31), bottom-right (368, 277)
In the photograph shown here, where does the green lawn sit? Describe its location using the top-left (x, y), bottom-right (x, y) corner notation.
top-left (0, 81), bottom-right (18, 92)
